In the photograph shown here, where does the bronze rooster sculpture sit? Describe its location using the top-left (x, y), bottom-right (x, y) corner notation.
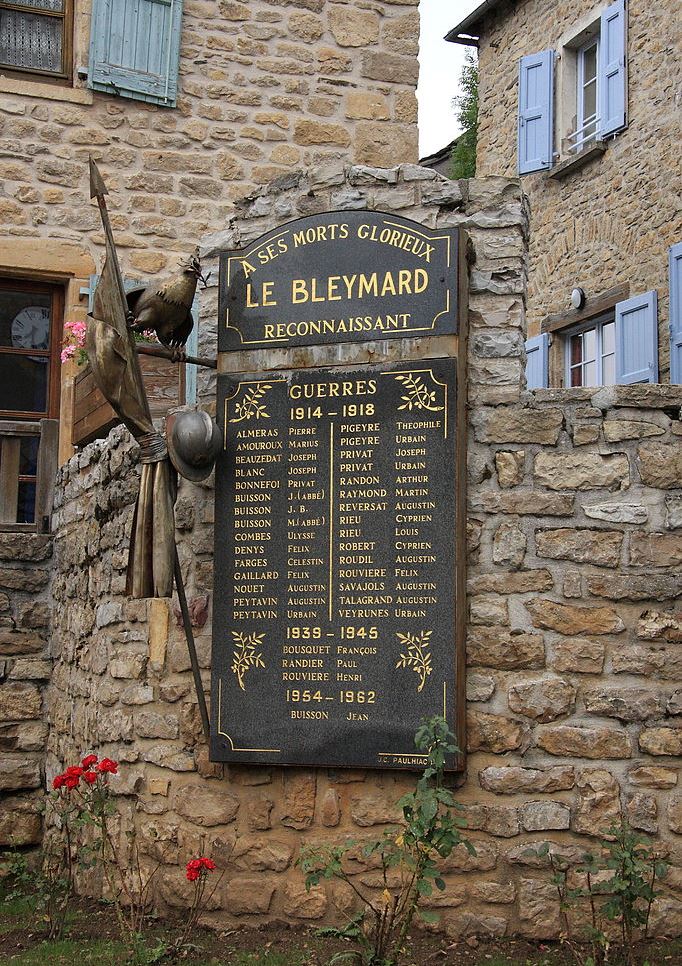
top-left (126, 248), bottom-right (209, 352)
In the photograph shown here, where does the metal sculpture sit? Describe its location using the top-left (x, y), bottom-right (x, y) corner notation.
top-left (85, 156), bottom-right (216, 738)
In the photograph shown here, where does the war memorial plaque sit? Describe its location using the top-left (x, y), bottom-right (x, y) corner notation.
top-left (210, 359), bottom-right (461, 770)
top-left (218, 211), bottom-right (459, 351)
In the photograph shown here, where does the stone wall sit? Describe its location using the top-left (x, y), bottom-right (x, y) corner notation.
top-left (45, 167), bottom-right (682, 939)
top-left (473, 0), bottom-right (681, 376)
top-left (0, 533), bottom-right (53, 850)
top-left (1, 0), bottom-right (419, 275)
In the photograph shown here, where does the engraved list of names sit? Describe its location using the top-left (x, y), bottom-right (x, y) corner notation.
top-left (211, 358), bottom-right (458, 770)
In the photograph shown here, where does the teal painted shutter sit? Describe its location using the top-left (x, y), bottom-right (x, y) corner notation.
top-left (518, 50), bottom-right (554, 174)
top-left (525, 333), bottom-right (549, 388)
top-left (599, 0), bottom-right (627, 137)
top-left (615, 291), bottom-right (658, 384)
top-left (670, 242), bottom-right (682, 384)
top-left (88, 0), bottom-right (183, 107)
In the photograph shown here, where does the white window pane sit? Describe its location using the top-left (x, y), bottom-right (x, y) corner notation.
top-left (583, 360), bottom-right (598, 386)
top-left (583, 328), bottom-right (597, 362)
top-left (603, 353), bottom-right (615, 385)
top-left (583, 44), bottom-right (598, 83)
top-left (584, 81), bottom-right (597, 122)
top-left (602, 321), bottom-right (615, 354)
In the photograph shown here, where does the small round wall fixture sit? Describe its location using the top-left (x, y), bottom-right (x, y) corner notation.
top-left (571, 287), bottom-right (586, 310)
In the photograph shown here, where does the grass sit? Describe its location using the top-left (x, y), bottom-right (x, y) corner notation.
top-left (0, 937), bottom-right (130, 965)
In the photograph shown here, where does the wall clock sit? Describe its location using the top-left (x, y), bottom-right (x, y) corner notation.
top-left (11, 306), bottom-right (50, 352)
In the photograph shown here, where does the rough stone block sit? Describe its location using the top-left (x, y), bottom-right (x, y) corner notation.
top-left (467, 710), bottom-right (529, 754)
top-left (0, 754), bottom-right (41, 790)
top-left (469, 491), bottom-right (574, 516)
top-left (518, 879), bottom-right (560, 938)
top-left (480, 765), bottom-right (574, 795)
top-left (283, 881), bottom-right (327, 918)
top-left (637, 611), bottom-right (682, 641)
top-left (0, 534), bottom-right (52, 562)
top-left (626, 792), bottom-right (658, 833)
top-left (639, 728), bottom-right (682, 757)
top-left (492, 521), bottom-right (527, 567)
top-left (583, 501), bottom-right (648, 524)
top-left (534, 452), bottom-right (629, 491)
top-left (628, 765), bottom-right (678, 789)
top-left (470, 594), bottom-right (510, 625)
top-left (225, 877), bottom-right (276, 915)
top-left (360, 50), bottom-right (418, 85)
top-left (174, 782), bottom-right (239, 826)
top-left (495, 450), bottom-right (525, 487)
top-left (329, 6), bottom-right (379, 46)
top-left (526, 598), bottom-right (624, 635)
top-left (467, 628), bottom-right (545, 669)
top-left (350, 796), bottom-right (400, 827)
top-left (281, 771), bottom-right (316, 829)
top-left (537, 725), bottom-right (632, 759)
top-left (586, 573), bottom-right (681, 602)
top-left (638, 442), bottom-right (682, 489)
top-left (0, 567), bottom-right (50, 592)
top-left (552, 637), bottom-right (605, 673)
top-left (508, 678), bottom-right (576, 722)
top-left (0, 683), bottom-right (41, 721)
top-left (520, 801), bottom-right (571, 832)
top-left (535, 527), bottom-right (623, 567)
top-left (0, 794), bottom-right (42, 845)
top-left (583, 687), bottom-right (665, 722)
top-left (468, 570), bottom-right (554, 594)
top-left (573, 768), bottom-right (621, 836)
top-left (629, 532), bottom-right (682, 568)
top-left (472, 408), bottom-right (563, 445)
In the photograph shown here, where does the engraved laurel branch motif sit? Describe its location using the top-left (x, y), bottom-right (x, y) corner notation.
top-left (394, 373), bottom-right (445, 413)
top-left (231, 631), bottom-right (266, 691)
top-left (395, 630), bottom-right (433, 693)
top-left (229, 383), bottom-right (272, 423)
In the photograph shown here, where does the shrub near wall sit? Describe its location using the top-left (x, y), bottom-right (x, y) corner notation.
top-left (47, 167), bottom-right (682, 939)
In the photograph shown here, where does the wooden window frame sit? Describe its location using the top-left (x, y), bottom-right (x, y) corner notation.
top-left (0, 277), bottom-right (64, 421)
top-left (542, 283), bottom-right (629, 388)
top-left (0, 0), bottom-right (73, 83)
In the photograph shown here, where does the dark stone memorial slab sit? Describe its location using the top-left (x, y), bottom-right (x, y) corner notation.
top-left (210, 358), bottom-right (462, 770)
top-left (218, 211), bottom-right (459, 351)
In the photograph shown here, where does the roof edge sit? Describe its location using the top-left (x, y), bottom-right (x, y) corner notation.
top-left (444, 0), bottom-right (505, 45)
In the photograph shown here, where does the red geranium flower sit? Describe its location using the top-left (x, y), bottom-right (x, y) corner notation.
top-left (64, 775), bottom-right (80, 789)
top-left (81, 754), bottom-right (98, 769)
top-left (83, 770), bottom-right (98, 784)
top-left (97, 758), bottom-right (118, 774)
top-left (65, 765), bottom-right (84, 778)
top-left (52, 774), bottom-right (66, 790)
top-left (186, 857), bottom-right (216, 881)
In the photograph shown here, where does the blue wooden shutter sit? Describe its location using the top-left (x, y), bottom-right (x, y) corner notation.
top-left (88, 0), bottom-right (183, 107)
top-left (518, 50), bottom-right (554, 174)
top-left (525, 333), bottom-right (549, 388)
top-left (599, 0), bottom-right (627, 137)
top-left (615, 291), bottom-right (658, 384)
top-left (670, 242), bottom-right (682, 384)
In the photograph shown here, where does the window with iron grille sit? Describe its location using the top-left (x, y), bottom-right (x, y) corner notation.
top-left (0, 0), bottom-right (72, 79)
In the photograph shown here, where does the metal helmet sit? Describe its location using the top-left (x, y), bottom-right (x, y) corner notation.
top-left (167, 410), bottom-right (222, 482)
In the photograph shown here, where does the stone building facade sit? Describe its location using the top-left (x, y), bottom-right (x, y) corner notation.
top-left (0, 0), bottom-right (420, 465)
top-left (447, 0), bottom-right (682, 385)
top-left (38, 167), bottom-right (682, 938)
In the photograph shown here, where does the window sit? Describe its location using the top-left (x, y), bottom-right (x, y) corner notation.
top-left (0, 279), bottom-right (62, 525)
top-left (525, 288), bottom-right (659, 389)
top-left (566, 315), bottom-right (614, 387)
top-left (518, 0), bottom-right (627, 174)
top-left (570, 37), bottom-right (600, 153)
top-left (0, 0), bottom-right (72, 79)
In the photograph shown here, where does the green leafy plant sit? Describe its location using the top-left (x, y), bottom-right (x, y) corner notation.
top-left (298, 716), bottom-right (472, 966)
top-left (525, 817), bottom-right (667, 966)
top-left (450, 50), bottom-right (478, 179)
